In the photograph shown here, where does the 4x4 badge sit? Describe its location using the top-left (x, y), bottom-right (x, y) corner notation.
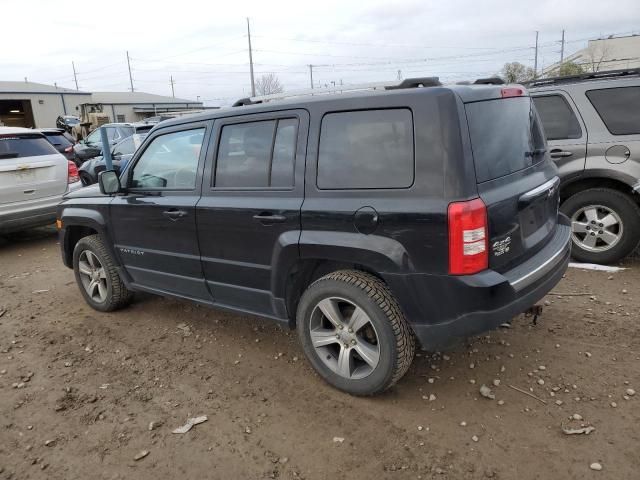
top-left (492, 237), bottom-right (511, 257)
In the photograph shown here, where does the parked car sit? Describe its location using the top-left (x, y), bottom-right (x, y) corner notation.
top-left (56, 115), bottom-right (81, 133)
top-left (57, 78), bottom-right (571, 395)
top-left (528, 68), bottom-right (640, 264)
top-left (73, 123), bottom-right (154, 163)
top-left (36, 128), bottom-right (78, 164)
top-left (78, 133), bottom-right (147, 185)
top-left (1, 127), bottom-right (81, 234)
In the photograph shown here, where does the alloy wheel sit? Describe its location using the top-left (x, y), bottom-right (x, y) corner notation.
top-left (77, 250), bottom-right (108, 303)
top-left (571, 204), bottom-right (623, 252)
top-left (309, 297), bottom-right (380, 380)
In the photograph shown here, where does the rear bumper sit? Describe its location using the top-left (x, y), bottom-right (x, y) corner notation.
top-left (0, 183), bottom-right (81, 234)
top-left (384, 215), bottom-right (571, 350)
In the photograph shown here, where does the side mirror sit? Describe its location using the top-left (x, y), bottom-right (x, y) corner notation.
top-left (98, 170), bottom-right (121, 195)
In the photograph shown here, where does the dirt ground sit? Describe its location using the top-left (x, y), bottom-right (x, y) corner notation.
top-left (0, 227), bottom-right (638, 480)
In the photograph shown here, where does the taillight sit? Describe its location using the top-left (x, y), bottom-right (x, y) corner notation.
top-left (68, 161), bottom-right (80, 184)
top-left (501, 87), bottom-right (525, 98)
top-left (448, 198), bottom-right (488, 275)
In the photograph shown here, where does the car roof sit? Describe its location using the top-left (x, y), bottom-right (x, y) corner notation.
top-left (155, 83), bottom-right (519, 130)
top-left (0, 127), bottom-right (45, 136)
top-left (34, 128), bottom-right (66, 134)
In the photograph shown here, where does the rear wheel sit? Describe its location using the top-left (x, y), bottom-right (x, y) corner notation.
top-left (297, 270), bottom-right (415, 396)
top-left (80, 172), bottom-right (94, 186)
top-left (561, 188), bottom-right (640, 264)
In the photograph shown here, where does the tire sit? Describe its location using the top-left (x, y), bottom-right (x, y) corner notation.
top-left (73, 234), bottom-right (133, 312)
top-left (297, 270), bottom-right (415, 396)
top-left (561, 188), bottom-right (640, 264)
top-left (80, 172), bottom-right (94, 186)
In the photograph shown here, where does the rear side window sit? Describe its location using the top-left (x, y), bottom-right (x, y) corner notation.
top-left (586, 87), bottom-right (640, 135)
top-left (532, 95), bottom-right (582, 140)
top-left (215, 118), bottom-right (298, 188)
top-left (0, 134), bottom-right (59, 159)
top-left (466, 97), bottom-right (545, 183)
top-left (317, 109), bottom-right (414, 189)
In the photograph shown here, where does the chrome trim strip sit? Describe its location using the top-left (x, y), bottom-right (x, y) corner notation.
top-left (510, 234), bottom-right (569, 292)
top-left (519, 176), bottom-right (560, 203)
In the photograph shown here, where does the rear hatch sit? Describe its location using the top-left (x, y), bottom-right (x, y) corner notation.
top-left (0, 132), bottom-right (68, 204)
top-left (465, 91), bottom-right (560, 272)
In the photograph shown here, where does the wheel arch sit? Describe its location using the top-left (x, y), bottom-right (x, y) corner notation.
top-left (560, 173), bottom-right (640, 206)
top-left (60, 208), bottom-right (109, 268)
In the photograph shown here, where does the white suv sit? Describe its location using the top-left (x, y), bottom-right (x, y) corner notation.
top-left (0, 127), bottom-right (81, 234)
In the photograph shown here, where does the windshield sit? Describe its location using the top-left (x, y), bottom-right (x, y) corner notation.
top-left (466, 97), bottom-right (546, 183)
top-left (65, 118), bottom-right (80, 125)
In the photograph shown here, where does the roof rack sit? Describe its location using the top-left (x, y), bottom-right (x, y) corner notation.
top-left (232, 76), bottom-right (443, 106)
top-left (526, 67), bottom-right (640, 87)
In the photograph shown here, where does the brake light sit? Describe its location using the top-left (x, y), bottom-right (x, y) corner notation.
top-left (448, 198), bottom-right (488, 275)
top-left (68, 161), bottom-right (80, 184)
top-left (501, 87), bottom-right (525, 98)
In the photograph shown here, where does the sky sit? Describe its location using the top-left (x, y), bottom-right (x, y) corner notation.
top-left (2, 0), bottom-right (639, 106)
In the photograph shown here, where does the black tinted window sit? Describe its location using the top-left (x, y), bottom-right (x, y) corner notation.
top-left (466, 97), bottom-right (545, 183)
top-left (131, 128), bottom-right (204, 189)
top-left (317, 109), bottom-right (414, 189)
top-left (0, 134), bottom-right (59, 159)
top-left (271, 119), bottom-right (297, 187)
top-left (215, 118), bottom-right (297, 188)
top-left (586, 87), bottom-right (640, 135)
top-left (44, 132), bottom-right (73, 148)
top-left (532, 95), bottom-right (582, 140)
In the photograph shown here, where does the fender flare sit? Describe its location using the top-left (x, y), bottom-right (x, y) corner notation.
top-left (270, 230), bottom-right (412, 301)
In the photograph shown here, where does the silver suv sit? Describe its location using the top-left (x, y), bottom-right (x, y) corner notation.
top-left (529, 69), bottom-right (640, 264)
top-left (1, 127), bottom-right (81, 234)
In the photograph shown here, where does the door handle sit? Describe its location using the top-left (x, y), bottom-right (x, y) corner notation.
top-left (253, 213), bottom-right (287, 224)
top-left (550, 149), bottom-right (573, 158)
top-left (162, 209), bottom-right (188, 220)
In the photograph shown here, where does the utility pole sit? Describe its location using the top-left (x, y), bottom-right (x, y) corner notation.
top-left (126, 51), bottom-right (134, 92)
top-left (72, 61), bottom-right (79, 90)
top-left (560, 29), bottom-right (565, 63)
top-left (170, 75), bottom-right (175, 98)
top-left (246, 18), bottom-right (256, 97)
top-left (397, 69), bottom-right (402, 81)
top-left (308, 64), bottom-right (314, 88)
top-left (533, 31), bottom-right (539, 78)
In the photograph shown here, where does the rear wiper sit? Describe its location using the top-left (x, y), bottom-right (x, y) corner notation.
top-left (524, 148), bottom-right (547, 158)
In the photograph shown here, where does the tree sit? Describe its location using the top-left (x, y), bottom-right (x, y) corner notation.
top-left (584, 42), bottom-right (611, 72)
top-left (556, 61), bottom-right (585, 77)
top-left (255, 73), bottom-right (284, 96)
top-left (501, 62), bottom-right (536, 83)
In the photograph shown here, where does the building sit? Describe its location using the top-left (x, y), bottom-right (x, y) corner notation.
top-left (90, 91), bottom-right (204, 124)
top-left (0, 81), bottom-right (204, 128)
top-left (0, 81), bottom-right (92, 128)
top-left (543, 34), bottom-right (640, 76)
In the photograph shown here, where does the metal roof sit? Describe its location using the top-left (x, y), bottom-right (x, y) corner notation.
top-left (0, 81), bottom-right (90, 95)
top-left (91, 91), bottom-right (201, 105)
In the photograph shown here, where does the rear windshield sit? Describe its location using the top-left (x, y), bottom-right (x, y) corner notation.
top-left (0, 134), bottom-right (59, 159)
top-left (466, 97), bottom-right (546, 183)
top-left (44, 132), bottom-right (73, 148)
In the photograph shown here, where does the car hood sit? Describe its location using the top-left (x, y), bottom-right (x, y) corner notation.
top-left (63, 184), bottom-right (104, 199)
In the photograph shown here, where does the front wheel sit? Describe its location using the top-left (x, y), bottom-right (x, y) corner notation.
top-left (297, 270), bottom-right (415, 396)
top-left (73, 235), bottom-right (133, 312)
top-left (561, 188), bottom-right (640, 264)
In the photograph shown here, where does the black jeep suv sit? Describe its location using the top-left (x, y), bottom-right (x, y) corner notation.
top-left (57, 79), bottom-right (571, 395)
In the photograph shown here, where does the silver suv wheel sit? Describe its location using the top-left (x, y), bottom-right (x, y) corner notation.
top-left (570, 204), bottom-right (623, 252)
top-left (309, 297), bottom-right (380, 380)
